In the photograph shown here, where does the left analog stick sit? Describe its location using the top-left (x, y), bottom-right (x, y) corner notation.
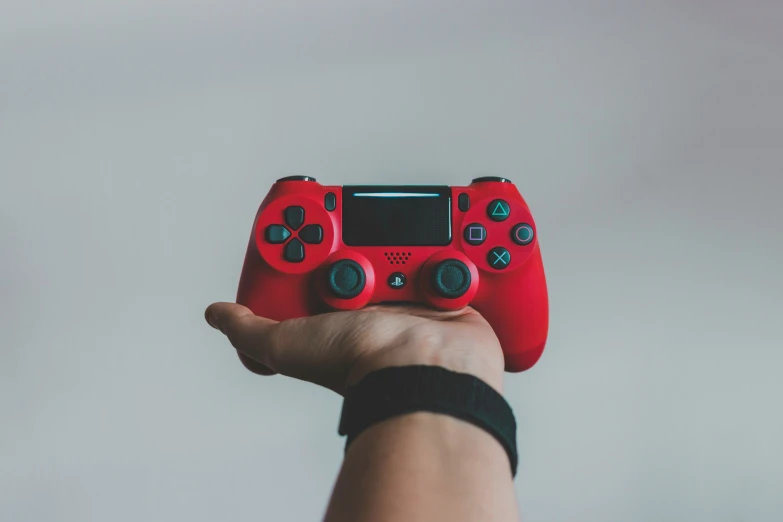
top-left (326, 260), bottom-right (366, 299)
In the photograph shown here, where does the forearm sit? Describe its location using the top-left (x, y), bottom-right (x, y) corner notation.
top-left (324, 412), bottom-right (519, 522)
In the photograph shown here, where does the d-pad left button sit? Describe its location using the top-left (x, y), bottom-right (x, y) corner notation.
top-left (284, 206), bottom-right (305, 230)
top-left (284, 239), bottom-right (305, 262)
top-left (265, 225), bottom-right (291, 244)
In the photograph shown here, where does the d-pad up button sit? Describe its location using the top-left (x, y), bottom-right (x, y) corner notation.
top-left (284, 206), bottom-right (305, 230)
top-left (487, 247), bottom-right (511, 269)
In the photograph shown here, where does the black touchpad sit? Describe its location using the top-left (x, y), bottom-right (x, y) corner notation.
top-left (342, 186), bottom-right (452, 246)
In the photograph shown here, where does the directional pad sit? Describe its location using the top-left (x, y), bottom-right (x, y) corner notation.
top-left (267, 205), bottom-right (326, 264)
top-left (265, 225), bottom-right (291, 244)
top-left (284, 206), bottom-right (305, 230)
top-left (299, 224), bottom-right (323, 244)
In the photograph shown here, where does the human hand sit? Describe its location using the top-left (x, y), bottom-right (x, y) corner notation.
top-left (204, 303), bottom-right (505, 395)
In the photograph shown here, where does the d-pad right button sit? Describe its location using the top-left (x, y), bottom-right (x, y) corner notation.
top-left (299, 224), bottom-right (323, 244)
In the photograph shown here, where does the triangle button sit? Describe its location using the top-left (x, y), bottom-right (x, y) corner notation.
top-left (488, 199), bottom-right (510, 221)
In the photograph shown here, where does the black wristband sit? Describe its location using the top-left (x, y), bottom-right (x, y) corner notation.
top-left (338, 365), bottom-right (518, 477)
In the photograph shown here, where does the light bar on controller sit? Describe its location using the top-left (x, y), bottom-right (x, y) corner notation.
top-left (351, 192), bottom-right (440, 198)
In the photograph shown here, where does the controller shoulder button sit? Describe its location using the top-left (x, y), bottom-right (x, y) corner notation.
top-left (277, 176), bottom-right (317, 182)
top-left (472, 176), bottom-right (512, 183)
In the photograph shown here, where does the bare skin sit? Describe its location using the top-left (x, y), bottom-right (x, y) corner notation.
top-left (205, 302), bottom-right (520, 521)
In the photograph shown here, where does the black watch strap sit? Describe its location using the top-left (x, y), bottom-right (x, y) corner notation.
top-left (338, 365), bottom-right (518, 476)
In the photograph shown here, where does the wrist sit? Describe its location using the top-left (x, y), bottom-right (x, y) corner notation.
top-left (339, 365), bottom-right (518, 477)
top-left (347, 338), bottom-right (505, 394)
top-left (348, 411), bottom-right (512, 472)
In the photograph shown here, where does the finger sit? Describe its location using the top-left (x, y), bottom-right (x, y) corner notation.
top-left (237, 352), bottom-right (276, 376)
top-left (360, 303), bottom-right (458, 318)
top-left (205, 303), bottom-right (373, 389)
top-left (205, 302), bottom-right (259, 331)
top-left (205, 302), bottom-right (278, 375)
top-left (444, 307), bottom-right (493, 326)
top-left (362, 303), bottom-right (483, 322)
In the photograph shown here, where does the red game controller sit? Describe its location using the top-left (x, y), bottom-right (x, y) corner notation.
top-left (236, 176), bottom-right (549, 372)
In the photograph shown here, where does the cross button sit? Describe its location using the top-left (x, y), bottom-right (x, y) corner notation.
top-left (487, 247), bottom-right (511, 269)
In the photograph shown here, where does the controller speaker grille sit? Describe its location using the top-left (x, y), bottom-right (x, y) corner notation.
top-left (384, 252), bottom-right (412, 265)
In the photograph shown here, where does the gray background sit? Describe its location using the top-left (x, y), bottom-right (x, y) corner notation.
top-left (1, 1), bottom-right (781, 521)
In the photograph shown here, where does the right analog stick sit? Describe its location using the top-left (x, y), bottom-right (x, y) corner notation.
top-left (431, 259), bottom-right (472, 299)
top-left (326, 259), bottom-right (366, 299)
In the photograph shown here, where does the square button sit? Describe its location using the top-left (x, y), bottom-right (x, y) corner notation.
top-left (464, 223), bottom-right (487, 245)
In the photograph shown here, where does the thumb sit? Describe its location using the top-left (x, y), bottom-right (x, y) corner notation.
top-left (205, 302), bottom-right (279, 376)
top-left (205, 303), bottom-right (369, 393)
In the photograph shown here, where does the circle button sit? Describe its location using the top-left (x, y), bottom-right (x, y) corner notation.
top-left (511, 223), bottom-right (535, 245)
top-left (326, 260), bottom-right (366, 299)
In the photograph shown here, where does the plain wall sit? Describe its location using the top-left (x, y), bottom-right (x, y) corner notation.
top-left (1, 1), bottom-right (781, 521)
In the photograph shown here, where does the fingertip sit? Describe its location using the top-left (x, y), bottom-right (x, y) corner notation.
top-left (205, 302), bottom-right (254, 330)
top-left (204, 304), bottom-right (218, 328)
top-left (237, 352), bottom-right (278, 376)
top-left (213, 307), bottom-right (280, 361)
